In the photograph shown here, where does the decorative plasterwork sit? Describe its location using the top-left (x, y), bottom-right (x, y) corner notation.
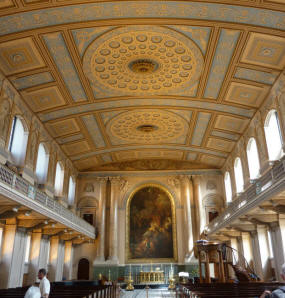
top-left (241, 33), bottom-right (285, 70)
top-left (0, 1), bottom-right (283, 171)
top-left (214, 115), bottom-right (249, 133)
top-left (46, 118), bottom-right (80, 138)
top-left (83, 25), bottom-right (204, 96)
top-left (0, 37), bottom-right (45, 75)
top-left (87, 159), bottom-right (216, 171)
top-left (204, 29), bottom-right (240, 99)
top-left (106, 109), bottom-right (188, 145)
top-left (0, 2), bottom-right (285, 36)
top-left (224, 82), bottom-right (270, 108)
top-left (21, 85), bottom-right (66, 112)
top-left (62, 140), bottom-right (90, 156)
top-left (43, 32), bottom-right (87, 102)
top-left (11, 72), bottom-right (54, 90)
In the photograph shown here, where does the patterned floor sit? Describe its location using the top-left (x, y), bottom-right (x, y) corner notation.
top-left (119, 288), bottom-right (176, 297)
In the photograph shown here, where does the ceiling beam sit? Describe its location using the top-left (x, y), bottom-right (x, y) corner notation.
top-left (26, 220), bottom-right (50, 232)
top-left (0, 209), bottom-right (31, 220)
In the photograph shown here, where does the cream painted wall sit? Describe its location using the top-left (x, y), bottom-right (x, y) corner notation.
top-left (74, 173), bottom-right (224, 271)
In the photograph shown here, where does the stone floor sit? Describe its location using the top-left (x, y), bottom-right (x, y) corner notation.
top-left (119, 288), bottom-right (176, 297)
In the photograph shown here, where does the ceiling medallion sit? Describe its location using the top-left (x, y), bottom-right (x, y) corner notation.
top-left (128, 59), bottom-right (159, 74)
top-left (83, 25), bottom-right (204, 95)
top-left (136, 124), bottom-right (158, 132)
top-left (106, 109), bottom-right (188, 144)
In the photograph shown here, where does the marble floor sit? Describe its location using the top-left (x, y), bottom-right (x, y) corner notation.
top-left (119, 288), bottom-right (177, 297)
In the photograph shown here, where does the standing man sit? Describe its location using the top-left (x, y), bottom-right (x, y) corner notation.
top-left (38, 269), bottom-right (50, 298)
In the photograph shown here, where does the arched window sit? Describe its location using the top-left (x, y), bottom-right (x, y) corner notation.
top-left (224, 171), bottom-right (232, 203)
top-left (68, 176), bottom-right (76, 205)
top-left (8, 116), bottom-right (28, 165)
top-left (234, 157), bottom-right (244, 193)
top-left (247, 138), bottom-right (260, 180)
top-left (35, 143), bottom-right (49, 184)
top-left (264, 110), bottom-right (284, 161)
top-left (54, 162), bottom-right (64, 196)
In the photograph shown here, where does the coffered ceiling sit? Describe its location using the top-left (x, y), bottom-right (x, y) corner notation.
top-left (0, 0), bottom-right (284, 171)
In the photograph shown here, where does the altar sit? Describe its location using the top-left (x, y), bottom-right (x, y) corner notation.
top-left (138, 270), bottom-right (165, 284)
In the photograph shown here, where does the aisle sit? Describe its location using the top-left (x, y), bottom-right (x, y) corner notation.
top-left (119, 288), bottom-right (176, 297)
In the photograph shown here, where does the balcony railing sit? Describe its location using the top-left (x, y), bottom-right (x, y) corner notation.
top-left (207, 157), bottom-right (285, 235)
top-left (0, 163), bottom-right (95, 239)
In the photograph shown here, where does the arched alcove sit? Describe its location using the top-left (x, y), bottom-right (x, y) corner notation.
top-left (126, 184), bottom-right (177, 262)
top-left (77, 196), bottom-right (98, 226)
top-left (77, 258), bottom-right (90, 280)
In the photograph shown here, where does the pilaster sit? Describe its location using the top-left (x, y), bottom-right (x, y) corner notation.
top-left (250, 231), bottom-right (263, 280)
top-left (94, 177), bottom-right (108, 263)
top-left (107, 176), bottom-right (121, 264)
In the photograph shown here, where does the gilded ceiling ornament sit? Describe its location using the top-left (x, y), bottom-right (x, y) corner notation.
top-left (106, 109), bottom-right (188, 144)
top-left (83, 25), bottom-right (203, 95)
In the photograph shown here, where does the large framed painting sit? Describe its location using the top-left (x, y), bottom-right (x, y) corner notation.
top-left (126, 184), bottom-right (177, 263)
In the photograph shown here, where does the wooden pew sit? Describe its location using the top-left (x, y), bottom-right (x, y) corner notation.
top-left (179, 282), bottom-right (285, 298)
top-left (0, 282), bottom-right (117, 298)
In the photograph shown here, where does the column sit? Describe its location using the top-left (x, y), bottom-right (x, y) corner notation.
top-left (241, 232), bottom-right (253, 267)
top-left (108, 177), bottom-right (120, 263)
top-left (192, 176), bottom-right (202, 237)
top-left (55, 240), bottom-right (65, 281)
top-left (189, 177), bottom-right (198, 243)
top-left (0, 224), bottom-right (16, 288)
top-left (27, 232), bottom-right (42, 285)
top-left (38, 235), bottom-right (50, 270)
top-left (179, 175), bottom-right (193, 259)
top-left (63, 241), bottom-right (73, 280)
top-left (236, 235), bottom-right (245, 268)
top-left (0, 225), bottom-right (28, 288)
top-left (95, 177), bottom-right (108, 262)
top-left (49, 236), bottom-right (59, 282)
top-left (269, 221), bottom-right (285, 281)
top-left (250, 231), bottom-right (263, 280)
top-left (257, 225), bottom-right (271, 281)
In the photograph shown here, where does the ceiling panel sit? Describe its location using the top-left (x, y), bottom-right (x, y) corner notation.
top-left (0, 1), bottom-right (283, 171)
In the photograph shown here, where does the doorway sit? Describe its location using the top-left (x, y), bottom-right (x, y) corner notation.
top-left (77, 258), bottom-right (90, 280)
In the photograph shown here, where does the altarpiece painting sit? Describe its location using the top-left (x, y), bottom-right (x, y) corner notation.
top-left (127, 185), bottom-right (177, 262)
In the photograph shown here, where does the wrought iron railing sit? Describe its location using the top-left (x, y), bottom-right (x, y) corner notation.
top-left (0, 163), bottom-right (95, 238)
top-left (207, 157), bottom-right (285, 234)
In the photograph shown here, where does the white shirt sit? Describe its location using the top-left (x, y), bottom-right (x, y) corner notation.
top-left (39, 276), bottom-right (50, 297)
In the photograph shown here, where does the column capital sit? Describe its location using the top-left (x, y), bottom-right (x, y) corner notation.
top-left (109, 176), bottom-right (122, 185)
top-left (95, 176), bottom-right (108, 184)
top-left (167, 176), bottom-right (180, 189)
top-left (250, 230), bottom-right (258, 237)
top-left (269, 221), bottom-right (279, 229)
top-left (178, 174), bottom-right (190, 183)
top-left (192, 175), bottom-right (201, 185)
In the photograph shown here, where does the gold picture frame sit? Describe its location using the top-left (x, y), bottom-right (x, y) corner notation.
top-left (126, 183), bottom-right (178, 263)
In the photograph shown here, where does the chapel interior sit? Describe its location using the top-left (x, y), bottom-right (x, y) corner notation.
top-left (0, 0), bottom-right (285, 296)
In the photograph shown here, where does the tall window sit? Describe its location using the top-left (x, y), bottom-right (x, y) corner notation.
top-left (234, 157), bottom-right (244, 193)
top-left (224, 172), bottom-right (232, 203)
top-left (54, 162), bottom-right (64, 196)
top-left (67, 176), bottom-right (76, 205)
top-left (35, 143), bottom-right (49, 184)
top-left (264, 110), bottom-right (283, 161)
top-left (8, 117), bottom-right (28, 165)
top-left (247, 138), bottom-right (260, 180)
